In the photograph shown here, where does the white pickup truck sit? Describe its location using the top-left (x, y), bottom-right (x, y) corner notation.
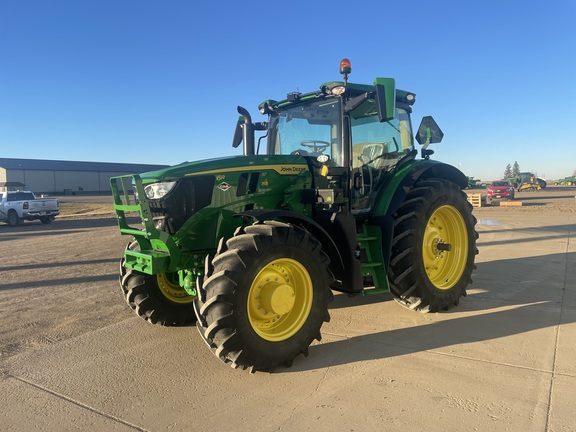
top-left (0, 191), bottom-right (60, 226)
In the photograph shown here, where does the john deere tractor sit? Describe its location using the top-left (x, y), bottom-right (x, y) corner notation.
top-left (554, 176), bottom-right (576, 186)
top-left (111, 59), bottom-right (478, 372)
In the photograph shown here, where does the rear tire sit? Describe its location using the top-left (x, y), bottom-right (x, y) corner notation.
top-left (389, 179), bottom-right (478, 312)
top-left (7, 210), bottom-right (20, 227)
top-left (196, 221), bottom-right (334, 372)
top-left (40, 216), bottom-right (55, 224)
top-left (119, 241), bottom-right (196, 326)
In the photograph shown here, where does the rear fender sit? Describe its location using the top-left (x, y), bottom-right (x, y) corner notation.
top-left (375, 160), bottom-right (467, 218)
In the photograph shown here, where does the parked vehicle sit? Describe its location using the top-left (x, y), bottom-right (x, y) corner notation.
top-left (111, 59), bottom-right (478, 372)
top-left (0, 191), bottom-right (60, 226)
top-left (508, 172), bottom-right (546, 190)
top-left (487, 180), bottom-right (515, 200)
top-left (554, 176), bottom-right (576, 186)
top-left (467, 176), bottom-right (484, 189)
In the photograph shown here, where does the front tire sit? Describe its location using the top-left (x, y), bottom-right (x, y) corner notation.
top-left (389, 179), bottom-right (478, 312)
top-left (196, 221), bottom-right (334, 372)
top-left (119, 241), bottom-right (196, 326)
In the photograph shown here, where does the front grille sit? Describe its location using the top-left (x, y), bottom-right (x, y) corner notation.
top-left (149, 176), bottom-right (214, 234)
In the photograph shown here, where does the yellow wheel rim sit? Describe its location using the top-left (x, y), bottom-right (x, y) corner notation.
top-left (156, 273), bottom-right (194, 304)
top-left (423, 205), bottom-right (468, 290)
top-left (247, 258), bottom-right (313, 342)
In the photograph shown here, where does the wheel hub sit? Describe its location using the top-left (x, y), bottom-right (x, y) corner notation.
top-left (423, 205), bottom-right (468, 290)
top-left (247, 258), bottom-right (313, 342)
top-left (157, 273), bottom-right (195, 304)
top-left (260, 283), bottom-right (295, 315)
top-left (436, 241), bottom-right (452, 252)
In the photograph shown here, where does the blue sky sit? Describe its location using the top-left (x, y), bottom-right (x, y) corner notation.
top-left (1, 0), bottom-right (575, 181)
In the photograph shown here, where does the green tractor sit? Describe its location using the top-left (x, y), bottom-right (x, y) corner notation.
top-left (554, 176), bottom-right (576, 186)
top-left (466, 176), bottom-right (483, 189)
top-left (111, 59), bottom-right (478, 372)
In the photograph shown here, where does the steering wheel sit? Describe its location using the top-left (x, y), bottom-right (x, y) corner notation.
top-left (290, 149), bottom-right (309, 156)
top-left (300, 140), bottom-right (330, 153)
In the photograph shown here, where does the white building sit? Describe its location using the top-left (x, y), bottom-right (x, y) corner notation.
top-left (0, 158), bottom-right (168, 195)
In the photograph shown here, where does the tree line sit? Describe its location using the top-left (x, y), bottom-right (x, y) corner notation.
top-left (504, 163), bottom-right (576, 179)
top-left (503, 161), bottom-right (520, 179)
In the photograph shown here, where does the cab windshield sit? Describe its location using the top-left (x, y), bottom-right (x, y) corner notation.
top-left (267, 99), bottom-right (343, 165)
top-left (268, 96), bottom-right (413, 171)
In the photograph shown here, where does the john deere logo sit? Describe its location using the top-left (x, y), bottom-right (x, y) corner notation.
top-left (217, 182), bottom-right (231, 192)
top-left (279, 166), bottom-right (306, 173)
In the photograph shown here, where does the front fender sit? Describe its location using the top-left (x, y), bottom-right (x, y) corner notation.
top-left (237, 208), bottom-right (345, 271)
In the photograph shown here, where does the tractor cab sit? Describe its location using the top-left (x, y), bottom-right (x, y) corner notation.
top-left (265, 91), bottom-right (416, 213)
top-left (234, 59), bottom-right (441, 214)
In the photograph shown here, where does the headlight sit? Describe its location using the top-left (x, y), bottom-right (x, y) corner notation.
top-left (331, 85), bottom-right (346, 95)
top-left (144, 181), bottom-right (177, 200)
top-left (132, 182), bottom-right (139, 202)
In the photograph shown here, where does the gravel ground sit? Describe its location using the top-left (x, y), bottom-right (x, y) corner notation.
top-left (58, 202), bottom-right (114, 218)
top-left (468, 185), bottom-right (576, 213)
top-left (2, 185), bottom-right (573, 362)
top-left (56, 185), bottom-right (576, 217)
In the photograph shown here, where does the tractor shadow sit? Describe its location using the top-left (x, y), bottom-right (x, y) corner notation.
top-left (287, 251), bottom-right (574, 372)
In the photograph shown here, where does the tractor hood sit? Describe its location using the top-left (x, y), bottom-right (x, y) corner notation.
top-left (110, 153), bottom-right (316, 273)
top-left (136, 154), bottom-right (311, 184)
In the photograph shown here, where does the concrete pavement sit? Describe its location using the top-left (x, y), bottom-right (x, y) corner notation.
top-left (1, 208), bottom-right (574, 431)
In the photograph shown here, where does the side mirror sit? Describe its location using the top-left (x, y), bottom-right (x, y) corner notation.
top-left (373, 78), bottom-right (396, 122)
top-left (416, 116), bottom-right (443, 145)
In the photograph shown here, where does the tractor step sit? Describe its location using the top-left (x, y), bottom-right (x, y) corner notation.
top-left (361, 261), bottom-right (383, 269)
top-left (362, 285), bottom-right (390, 295)
top-left (357, 235), bottom-right (378, 242)
top-left (356, 225), bottom-right (390, 294)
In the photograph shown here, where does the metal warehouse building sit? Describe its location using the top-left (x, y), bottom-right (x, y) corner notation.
top-left (0, 158), bottom-right (168, 195)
